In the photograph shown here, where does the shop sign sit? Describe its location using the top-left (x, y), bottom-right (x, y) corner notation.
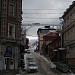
top-left (4, 52), bottom-right (12, 58)
top-left (5, 47), bottom-right (12, 52)
top-left (4, 47), bottom-right (12, 58)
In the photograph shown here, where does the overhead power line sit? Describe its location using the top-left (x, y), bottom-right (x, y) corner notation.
top-left (26, 34), bottom-right (37, 37)
top-left (22, 17), bottom-right (59, 19)
top-left (22, 23), bottom-right (61, 26)
top-left (22, 21), bottom-right (33, 22)
top-left (23, 13), bottom-right (63, 14)
top-left (22, 9), bottom-right (65, 10)
top-left (22, 0), bottom-right (72, 2)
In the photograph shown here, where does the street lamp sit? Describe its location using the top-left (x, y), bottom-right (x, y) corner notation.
top-left (58, 17), bottom-right (66, 62)
top-left (53, 49), bottom-right (57, 51)
top-left (59, 18), bottom-right (64, 48)
top-left (59, 48), bottom-right (65, 51)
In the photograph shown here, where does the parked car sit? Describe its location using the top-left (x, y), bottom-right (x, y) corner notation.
top-left (21, 54), bottom-right (24, 59)
top-left (26, 57), bottom-right (33, 60)
top-left (20, 60), bottom-right (25, 68)
top-left (24, 49), bottom-right (30, 53)
top-left (26, 57), bottom-right (34, 62)
top-left (27, 59), bottom-right (34, 62)
top-left (27, 49), bottom-right (31, 53)
top-left (27, 62), bottom-right (38, 72)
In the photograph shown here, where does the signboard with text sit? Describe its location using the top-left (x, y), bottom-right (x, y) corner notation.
top-left (4, 47), bottom-right (12, 58)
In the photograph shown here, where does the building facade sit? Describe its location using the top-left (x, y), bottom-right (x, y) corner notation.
top-left (47, 36), bottom-right (64, 62)
top-left (37, 28), bottom-right (50, 54)
top-left (0, 0), bottom-right (22, 70)
top-left (37, 25), bottom-right (61, 54)
top-left (43, 32), bottom-right (59, 56)
top-left (62, 1), bottom-right (75, 66)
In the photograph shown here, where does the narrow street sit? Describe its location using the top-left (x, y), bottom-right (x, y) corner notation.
top-left (24, 52), bottom-right (74, 75)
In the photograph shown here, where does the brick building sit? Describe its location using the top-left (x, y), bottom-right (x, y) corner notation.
top-left (42, 32), bottom-right (59, 57)
top-left (37, 25), bottom-right (61, 54)
top-left (0, 0), bottom-right (22, 70)
top-left (37, 28), bottom-right (50, 54)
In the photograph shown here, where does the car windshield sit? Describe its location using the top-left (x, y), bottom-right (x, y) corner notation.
top-left (27, 50), bottom-right (30, 51)
top-left (29, 64), bottom-right (37, 66)
top-left (26, 58), bottom-right (33, 60)
top-left (28, 60), bottom-right (34, 62)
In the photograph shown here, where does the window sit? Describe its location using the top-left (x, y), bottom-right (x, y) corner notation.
top-left (9, 26), bottom-right (13, 36)
top-left (9, 4), bottom-right (14, 16)
top-left (8, 23), bottom-right (15, 38)
top-left (2, 3), bottom-right (4, 7)
top-left (5, 4), bottom-right (6, 7)
top-left (3, 32), bottom-right (6, 37)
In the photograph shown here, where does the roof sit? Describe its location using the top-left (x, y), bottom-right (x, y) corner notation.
top-left (37, 28), bottom-right (56, 34)
top-left (44, 32), bottom-right (59, 37)
top-left (62, 1), bottom-right (75, 18)
top-left (43, 32), bottom-right (59, 42)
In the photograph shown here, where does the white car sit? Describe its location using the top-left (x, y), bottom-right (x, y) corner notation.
top-left (27, 62), bottom-right (38, 72)
top-left (24, 49), bottom-right (31, 53)
top-left (26, 57), bottom-right (34, 62)
top-left (27, 49), bottom-right (31, 53)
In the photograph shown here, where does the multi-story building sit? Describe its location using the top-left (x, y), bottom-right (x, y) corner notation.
top-left (37, 25), bottom-right (61, 54)
top-left (61, 1), bottom-right (75, 66)
top-left (0, 0), bottom-right (22, 70)
top-left (43, 32), bottom-right (59, 56)
top-left (0, 0), bottom-right (1, 39)
top-left (37, 27), bottom-right (50, 54)
top-left (47, 36), bottom-right (61, 61)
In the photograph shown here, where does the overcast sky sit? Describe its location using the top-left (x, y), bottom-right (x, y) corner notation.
top-left (22, 0), bottom-right (74, 41)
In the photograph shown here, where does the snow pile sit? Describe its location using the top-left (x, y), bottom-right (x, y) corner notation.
top-left (50, 62), bottom-right (56, 68)
top-left (37, 53), bottom-right (56, 69)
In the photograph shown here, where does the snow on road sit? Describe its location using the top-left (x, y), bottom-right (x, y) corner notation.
top-left (23, 52), bottom-right (75, 75)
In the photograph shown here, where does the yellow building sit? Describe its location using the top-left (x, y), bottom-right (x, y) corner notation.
top-left (37, 28), bottom-right (49, 54)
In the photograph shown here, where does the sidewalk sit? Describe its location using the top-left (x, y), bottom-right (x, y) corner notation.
top-left (33, 52), bottom-right (62, 74)
top-left (0, 69), bottom-right (19, 75)
top-left (35, 52), bottom-right (56, 68)
top-left (34, 52), bottom-right (74, 75)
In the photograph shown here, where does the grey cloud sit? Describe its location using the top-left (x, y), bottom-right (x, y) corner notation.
top-left (22, 0), bottom-right (73, 39)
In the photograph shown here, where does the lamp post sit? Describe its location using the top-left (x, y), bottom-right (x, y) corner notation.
top-left (59, 17), bottom-right (66, 62)
top-left (59, 17), bottom-right (63, 48)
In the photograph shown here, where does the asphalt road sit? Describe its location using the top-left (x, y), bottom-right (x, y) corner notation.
top-left (24, 52), bottom-right (74, 75)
